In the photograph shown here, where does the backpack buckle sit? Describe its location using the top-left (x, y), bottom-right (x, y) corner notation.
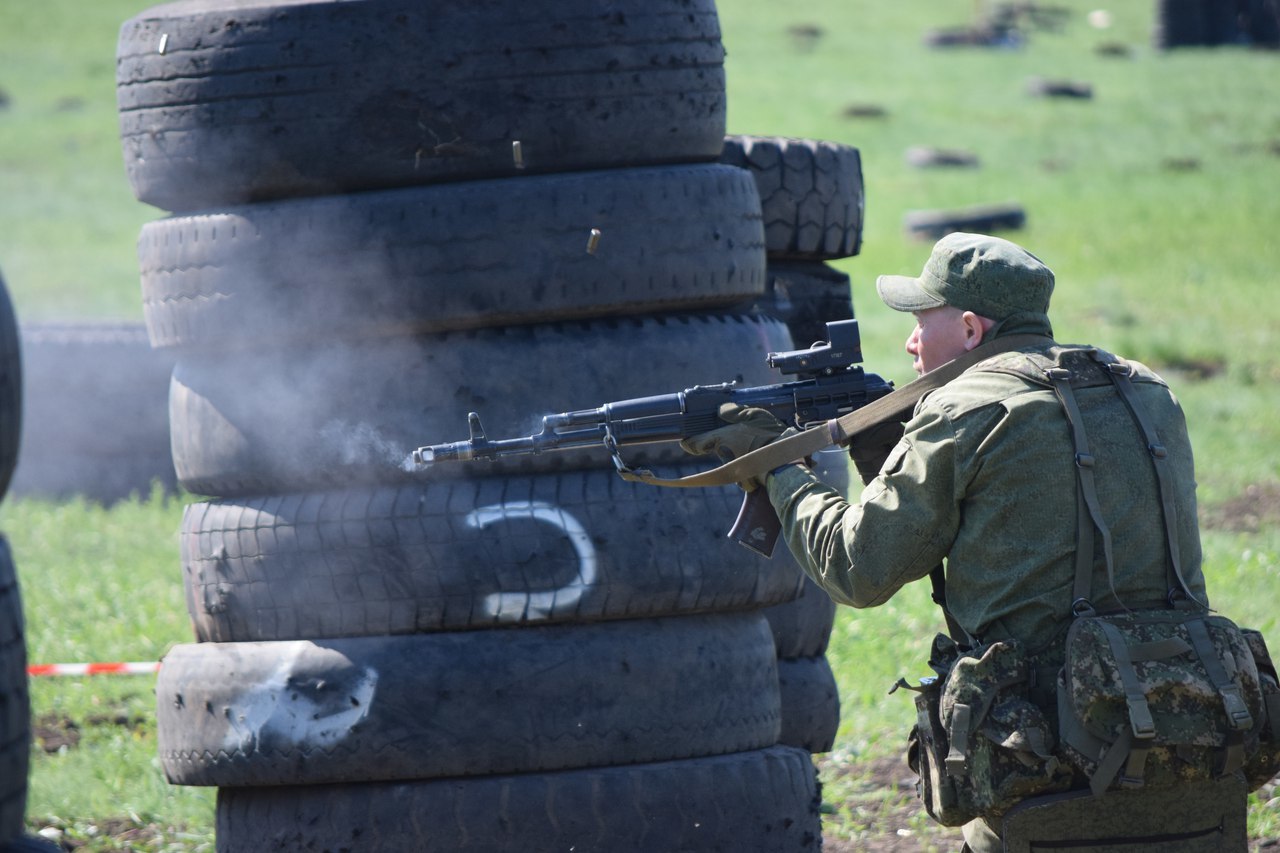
top-left (1106, 361), bottom-right (1133, 377)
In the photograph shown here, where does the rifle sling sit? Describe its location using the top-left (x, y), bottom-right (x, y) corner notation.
top-left (618, 334), bottom-right (1051, 489)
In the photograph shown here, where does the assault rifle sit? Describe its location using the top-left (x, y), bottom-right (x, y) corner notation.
top-left (412, 319), bottom-right (894, 555)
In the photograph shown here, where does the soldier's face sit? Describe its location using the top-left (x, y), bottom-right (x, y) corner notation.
top-left (906, 306), bottom-right (972, 375)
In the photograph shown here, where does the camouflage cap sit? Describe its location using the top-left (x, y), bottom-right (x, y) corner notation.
top-left (876, 232), bottom-right (1055, 321)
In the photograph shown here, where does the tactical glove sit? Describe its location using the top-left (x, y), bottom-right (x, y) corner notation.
top-left (680, 403), bottom-right (792, 490)
top-left (847, 419), bottom-right (906, 485)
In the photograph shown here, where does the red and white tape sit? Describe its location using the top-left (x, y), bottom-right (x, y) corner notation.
top-left (27, 661), bottom-right (160, 677)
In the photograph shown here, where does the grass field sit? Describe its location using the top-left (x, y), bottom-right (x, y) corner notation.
top-left (1, 0), bottom-right (1279, 849)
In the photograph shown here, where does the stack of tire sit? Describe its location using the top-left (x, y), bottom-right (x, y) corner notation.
top-left (1154, 0), bottom-right (1279, 48)
top-left (117, 2), bottom-right (865, 849)
top-left (1, 275), bottom-right (60, 853)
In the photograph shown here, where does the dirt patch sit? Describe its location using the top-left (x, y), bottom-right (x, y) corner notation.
top-left (33, 713), bottom-right (81, 753)
top-left (1202, 481), bottom-right (1280, 533)
top-left (842, 103), bottom-right (889, 120)
top-left (33, 817), bottom-right (186, 851)
top-left (819, 755), bottom-right (965, 851)
top-left (85, 711), bottom-right (150, 733)
top-left (32, 710), bottom-right (151, 754)
top-left (1156, 354), bottom-right (1227, 380)
top-left (819, 755), bottom-right (1280, 851)
top-left (787, 23), bottom-right (824, 51)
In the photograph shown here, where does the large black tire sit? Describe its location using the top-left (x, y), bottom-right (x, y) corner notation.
top-left (903, 202), bottom-right (1026, 241)
top-left (720, 136), bottom-right (864, 261)
top-left (140, 165), bottom-right (766, 349)
top-left (0, 538), bottom-right (29, 846)
top-left (117, 0), bottom-right (728, 212)
top-left (733, 261), bottom-right (854, 351)
top-left (214, 745), bottom-right (823, 852)
top-left (777, 654), bottom-right (841, 754)
top-left (1201, 0), bottom-right (1243, 44)
top-left (156, 613), bottom-right (781, 787)
top-left (1154, 0), bottom-right (1206, 48)
top-left (181, 472), bottom-right (805, 643)
top-left (10, 324), bottom-right (175, 504)
top-left (169, 314), bottom-right (793, 497)
top-left (1247, 0), bottom-right (1280, 45)
top-left (0, 275), bottom-right (20, 504)
top-left (763, 575), bottom-right (838, 660)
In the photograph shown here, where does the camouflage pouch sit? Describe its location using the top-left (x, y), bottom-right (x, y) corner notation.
top-left (902, 635), bottom-right (1073, 826)
top-left (905, 671), bottom-right (972, 825)
top-left (1241, 628), bottom-right (1280, 788)
top-left (1058, 609), bottom-right (1274, 796)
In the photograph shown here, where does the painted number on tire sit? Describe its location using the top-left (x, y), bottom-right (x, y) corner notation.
top-left (467, 501), bottom-right (598, 622)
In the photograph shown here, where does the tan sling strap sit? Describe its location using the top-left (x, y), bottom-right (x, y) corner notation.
top-left (616, 333), bottom-right (1052, 489)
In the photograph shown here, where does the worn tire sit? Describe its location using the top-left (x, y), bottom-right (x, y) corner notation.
top-left (117, 0), bottom-right (727, 211)
top-left (1202, 0), bottom-right (1243, 44)
top-left (763, 575), bottom-right (838, 660)
top-left (1154, 0), bottom-right (1205, 48)
top-left (0, 538), bottom-right (29, 846)
top-left (1247, 0), bottom-right (1280, 45)
top-left (720, 136), bottom-right (864, 260)
top-left (215, 745), bottom-right (821, 852)
top-left (732, 261), bottom-right (854, 350)
top-left (0, 275), bottom-right (20, 504)
top-left (903, 202), bottom-right (1026, 241)
top-left (181, 472), bottom-right (804, 642)
top-left (140, 165), bottom-right (766, 349)
top-left (157, 613), bottom-right (781, 786)
top-left (10, 324), bottom-right (175, 504)
top-left (169, 314), bottom-right (792, 497)
top-left (777, 654), bottom-right (841, 754)
top-left (904, 146), bottom-right (980, 169)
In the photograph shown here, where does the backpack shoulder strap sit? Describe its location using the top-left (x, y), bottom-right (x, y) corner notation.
top-left (1101, 357), bottom-right (1203, 607)
top-left (1039, 347), bottom-right (1203, 614)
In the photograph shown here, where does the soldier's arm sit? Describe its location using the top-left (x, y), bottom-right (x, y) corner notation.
top-left (766, 405), bottom-right (960, 608)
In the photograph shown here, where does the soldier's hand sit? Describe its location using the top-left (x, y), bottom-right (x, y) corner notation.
top-left (679, 403), bottom-right (788, 464)
top-left (847, 419), bottom-right (906, 485)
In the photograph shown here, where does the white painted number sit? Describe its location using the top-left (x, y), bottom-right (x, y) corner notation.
top-left (466, 501), bottom-right (598, 622)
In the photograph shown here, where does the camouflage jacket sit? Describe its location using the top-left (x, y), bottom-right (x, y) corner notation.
top-left (766, 330), bottom-right (1207, 655)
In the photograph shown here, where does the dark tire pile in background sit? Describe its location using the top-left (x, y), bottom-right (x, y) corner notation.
top-left (10, 323), bottom-right (175, 504)
top-left (1154, 0), bottom-right (1280, 48)
top-left (0, 276), bottom-right (59, 852)
top-left (112, 0), bottom-right (869, 849)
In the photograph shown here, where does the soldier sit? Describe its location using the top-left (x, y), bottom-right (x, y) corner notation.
top-left (682, 232), bottom-right (1209, 851)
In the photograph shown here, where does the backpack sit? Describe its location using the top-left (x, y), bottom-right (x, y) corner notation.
top-left (1037, 348), bottom-right (1280, 795)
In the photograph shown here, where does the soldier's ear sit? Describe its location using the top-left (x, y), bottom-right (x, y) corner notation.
top-left (960, 311), bottom-right (988, 350)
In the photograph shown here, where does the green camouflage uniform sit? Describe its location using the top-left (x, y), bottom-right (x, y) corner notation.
top-left (743, 233), bottom-right (1213, 851)
top-left (765, 315), bottom-right (1208, 852)
top-left (766, 312), bottom-right (1207, 656)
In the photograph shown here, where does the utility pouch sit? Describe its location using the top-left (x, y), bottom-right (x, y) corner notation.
top-left (1241, 628), bottom-right (1280, 788)
top-left (1057, 609), bottom-right (1276, 796)
top-left (901, 634), bottom-right (1073, 826)
top-left (905, 671), bottom-right (971, 826)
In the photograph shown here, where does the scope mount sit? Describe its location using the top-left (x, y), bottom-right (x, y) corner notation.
top-left (766, 319), bottom-right (863, 377)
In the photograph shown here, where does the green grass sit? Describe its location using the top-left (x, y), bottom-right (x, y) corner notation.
top-left (1, 490), bottom-right (215, 849)
top-left (2, 0), bottom-right (1279, 848)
